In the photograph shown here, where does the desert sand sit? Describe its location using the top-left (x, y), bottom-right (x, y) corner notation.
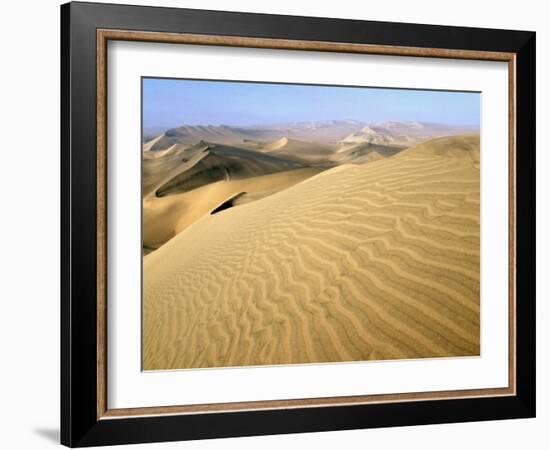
top-left (142, 133), bottom-right (480, 370)
top-left (142, 141), bottom-right (326, 251)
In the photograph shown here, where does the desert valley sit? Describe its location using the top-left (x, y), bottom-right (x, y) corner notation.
top-left (142, 119), bottom-right (481, 370)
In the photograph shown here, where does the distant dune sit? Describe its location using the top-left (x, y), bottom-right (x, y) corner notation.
top-left (143, 134), bottom-right (480, 370)
top-left (155, 142), bottom-right (304, 197)
top-left (148, 125), bottom-right (267, 150)
top-left (144, 120), bottom-right (479, 153)
top-left (341, 121), bottom-right (479, 147)
top-left (332, 142), bottom-right (404, 163)
top-left (243, 137), bottom-right (339, 164)
top-left (142, 134), bottom-right (165, 152)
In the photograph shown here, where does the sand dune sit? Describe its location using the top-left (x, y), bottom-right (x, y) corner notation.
top-left (149, 120), bottom-right (367, 151)
top-left (244, 137), bottom-right (403, 165)
top-left (143, 134), bottom-right (480, 370)
top-left (149, 125), bottom-right (270, 150)
top-left (398, 133), bottom-right (480, 167)
top-left (143, 141), bottom-right (304, 196)
top-left (154, 142), bottom-right (304, 197)
top-left (145, 121), bottom-right (479, 153)
top-left (143, 134), bottom-right (164, 152)
top-left (341, 121), bottom-right (479, 147)
top-left (332, 142), bottom-right (403, 163)
top-left (143, 144), bottom-right (193, 196)
top-left (142, 141), bottom-right (320, 251)
top-left (143, 165), bottom-right (325, 251)
top-left (143, 141), bottom-right (325, 251)
top-left (243, 137), bottom-right (339, 164)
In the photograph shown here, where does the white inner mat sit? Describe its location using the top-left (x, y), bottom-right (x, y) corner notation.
top-left (107, 40), bottom-right (509, 409)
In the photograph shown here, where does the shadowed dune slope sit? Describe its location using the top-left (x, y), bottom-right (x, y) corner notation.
top-left (142, 141), bottom-right (322, 250)
top-left (143, 167), bottom-right (325, 251)
top-left (143, 134), bottom-right (481, 370)
top-left (149, 125), bottom-right (267, 150)
top-left (154, 142), bottom-right (304, 198)
top-left (149, 121), bottom-right (366, 151)
top-left (143, 144), bottom-right (193, 196)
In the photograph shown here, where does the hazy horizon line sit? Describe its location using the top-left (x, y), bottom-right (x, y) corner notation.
top-left (143, 119), bottom-right (481, 132)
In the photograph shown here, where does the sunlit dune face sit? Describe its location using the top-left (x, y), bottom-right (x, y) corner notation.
top-left (142, 133), bottom-right (480, 370)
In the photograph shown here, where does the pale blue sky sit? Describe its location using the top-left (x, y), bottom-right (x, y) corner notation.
top-left (142, 78), bottom-right (480, 130)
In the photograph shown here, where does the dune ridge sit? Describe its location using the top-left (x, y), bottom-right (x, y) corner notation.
top-left (143, 166), bottom-right (326, 251)
top-left (142, 140), bottom-right (326, 250)
top-left (154, 142), bottom-right (303, 197)
top-left (143, 134), bottom-right (480, 370)
top-left (146, 120), bottom-right (479, 153)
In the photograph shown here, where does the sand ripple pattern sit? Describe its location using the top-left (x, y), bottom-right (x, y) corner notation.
top-left (143, 135), bottom-right (480, 370)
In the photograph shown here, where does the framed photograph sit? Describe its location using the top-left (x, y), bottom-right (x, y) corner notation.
top-left (60, 1), bottom-right (536, 447)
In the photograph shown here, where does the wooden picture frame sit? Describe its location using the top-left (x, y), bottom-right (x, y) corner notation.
top-left (61, 1), bottom-right (536, 447)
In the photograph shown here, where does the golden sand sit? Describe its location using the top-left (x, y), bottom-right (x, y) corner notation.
top-left (143, 134), bottom-right (480, 370)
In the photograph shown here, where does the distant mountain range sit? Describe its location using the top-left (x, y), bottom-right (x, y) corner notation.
top-left (144, 120), bottom-right (479, 151)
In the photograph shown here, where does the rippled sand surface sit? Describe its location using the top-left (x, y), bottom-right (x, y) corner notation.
top-left (143, 135), bottom-right (480, 370)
